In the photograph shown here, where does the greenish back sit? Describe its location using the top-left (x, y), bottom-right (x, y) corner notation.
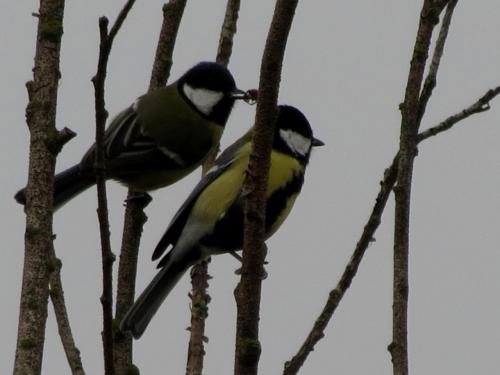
top-left (137, 85), bottom-right (223, 165)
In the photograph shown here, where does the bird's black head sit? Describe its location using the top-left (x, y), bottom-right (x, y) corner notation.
top-left (180, 62), bottom-right (237, 92)
top-left (178, 62), bottom-right (244, 125)
top-left (274, 105), bottom-right (324, 163)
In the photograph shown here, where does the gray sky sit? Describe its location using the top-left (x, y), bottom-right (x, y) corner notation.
top-left (2, 1), bottom-right (500, 374)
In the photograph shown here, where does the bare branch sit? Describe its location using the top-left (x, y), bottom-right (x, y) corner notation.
top-left (418, 0), bottom-right (458, 122)
top-left (283, 83), bottom-right (500, 375)
top-left (186, 259), bottom-right (211, 375)
top-left (186, 2), bottom-right (242, 373)
top-left (93, 17), bottom-right (116, 375)
top-left (113, 192), bottom-right (150, 375)
top-left (391, 2), bottom-right (448, 374)
top-left (234, 1), bottom-right (298, 374)
top-left (149, 0), bottom-right (187, 91)
top-left (107, 0), bottom-right (136, 43)
top-left (114, 1), bottom-right (186, 373)
top-left (216, 0), bottom-right (240, 67)
top-left (418, 85), bottom-right (500, 142)
top-left (91, 2), bottom-right (136, 374)
top-left (49, 254), bottom-right (85, 375)
top-left (14, 0), bottom-right (65, 373)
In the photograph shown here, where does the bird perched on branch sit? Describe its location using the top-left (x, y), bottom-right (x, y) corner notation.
top-left (15, 62), bottom-right (249, 209)
top-left (121, 105), bottom-right (324, 338)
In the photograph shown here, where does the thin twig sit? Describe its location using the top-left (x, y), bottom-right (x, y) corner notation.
top-left (418, 86), bottom-right (500, 142)
top-left (418, 0), bottom-right (458, 122)
top-left (234, 1), bottom-right (298, 374)
top-left (93, 18), bottom-right (116, 375)
top-left (49, 252), bottom-right (85, 375)
top-left (113, 1), bottom-right (186, 373)
top-left (283, 84), bottom-right (500, 375)
top-left (91, 2), bottom-right (136, 374)
top-left (13, 0), bottom-right (65, 373)
top-left (185, 2), bottom-right (241, 374)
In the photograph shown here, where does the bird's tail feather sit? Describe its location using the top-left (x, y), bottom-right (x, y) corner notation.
top-left (14, 165), bottom-right (96, 210)
top-left (52, 165), bottom-right (95, 209)
top-left (120, 260), bottom-right (189, 339)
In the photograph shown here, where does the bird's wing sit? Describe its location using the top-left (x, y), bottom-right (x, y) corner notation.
top-left (108, 104), bottom-right (188, 173)
top-left (81, 104), bottom-right (185, 176)
top-left (151, 129), bottom-right (253, 264)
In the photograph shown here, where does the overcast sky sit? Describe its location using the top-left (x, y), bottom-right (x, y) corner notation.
top-left (2, 1), bottom-right (500, 374)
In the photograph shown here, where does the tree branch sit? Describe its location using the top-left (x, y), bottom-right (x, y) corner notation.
top-left (49, 252), bottom-right (85, 375)
top-left (216, 0), bottom-right (240, 67)
top-left (186, 2), bottom-right (242, 374)
top-left (113, 1), bottom-right (186, 373)
top-left (418, 86), bottom-right (500, 142)
top-left (283, 83), bottom-right (500, 375)
top-left (186, 259), bottom-right (211, 375)
top-left (91, 2), bottom-right (136, 374)
top-left (149, 0), bottom-right (187, 92)
top-left (418, 0), bottom-right (458, 122)
top-left (390, 2), bottom-right (449, 374)
top-left (234, 1), bottom-right (298, 374)
top-left (14, 0), bottom-right (66, 373)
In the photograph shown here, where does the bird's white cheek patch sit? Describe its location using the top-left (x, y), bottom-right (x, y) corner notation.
top-left (279, 129), bottom-right (311, 156)
top-left (183, 83), bottom-right (224, 115)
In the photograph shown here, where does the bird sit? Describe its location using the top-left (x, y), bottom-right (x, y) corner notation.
top-left (121, 104), bottom-right (324, 338)
top-left (15, 61), bottom-right (248, 209)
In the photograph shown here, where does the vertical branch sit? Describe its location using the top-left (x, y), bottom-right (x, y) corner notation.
top-left (93, 17), bottom-right (115, 375)
top-left (113, 191), bottom-right (151, 375)
top-left (389, 1), bottom-right (448, 374)
top-left (113, 1), bottom-right (186, 373)
top-left (185, 2), bottom-right (241, 374)
top-left (149, 0), bottom-right (187, 91)
top-left (91, 2), bottom-right (136, 374)
top-left (185, 259), bottom-right (211, 375)
top-left (198, 0), bottom-right (241, 174)
top-left (216, 0), bottom-right (240, 66)
top-left (13, 0), bottom-right (65, 374)
top-left (234, 1), bottom-right (298, 374)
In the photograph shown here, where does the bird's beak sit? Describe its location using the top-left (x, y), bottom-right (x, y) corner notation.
top-left (230, 89), bottom-right (258, 105)
top-left (312, 137), bottom-right (325, 147)
top-left (229, 88), bottom-right (248, 100)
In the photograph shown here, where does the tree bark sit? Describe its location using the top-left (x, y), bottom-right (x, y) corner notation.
top-left (234, 1), bottom-right (299, 374)
top-left (390, 2), bottom-right (448, 374)
top-left (14, 0), bottom-right (66, 374)
top-left (92, 2), bottom-right (137, 374)
top-left (185, 2), bottom-right (242, 374)
top-left (114, 1), bottom-right (186, 373)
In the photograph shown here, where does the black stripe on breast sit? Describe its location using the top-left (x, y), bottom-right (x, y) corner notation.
top-left (200, 171), bottom-right (305, 253)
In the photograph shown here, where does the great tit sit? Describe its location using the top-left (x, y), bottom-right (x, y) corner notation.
top-left (121, 105), bottom-right (324, 338)
top-left (15, 62), bottom-right (247, 209)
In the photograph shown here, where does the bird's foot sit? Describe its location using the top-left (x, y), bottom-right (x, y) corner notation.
top-left (124, 192), bottom-right (152, 206)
